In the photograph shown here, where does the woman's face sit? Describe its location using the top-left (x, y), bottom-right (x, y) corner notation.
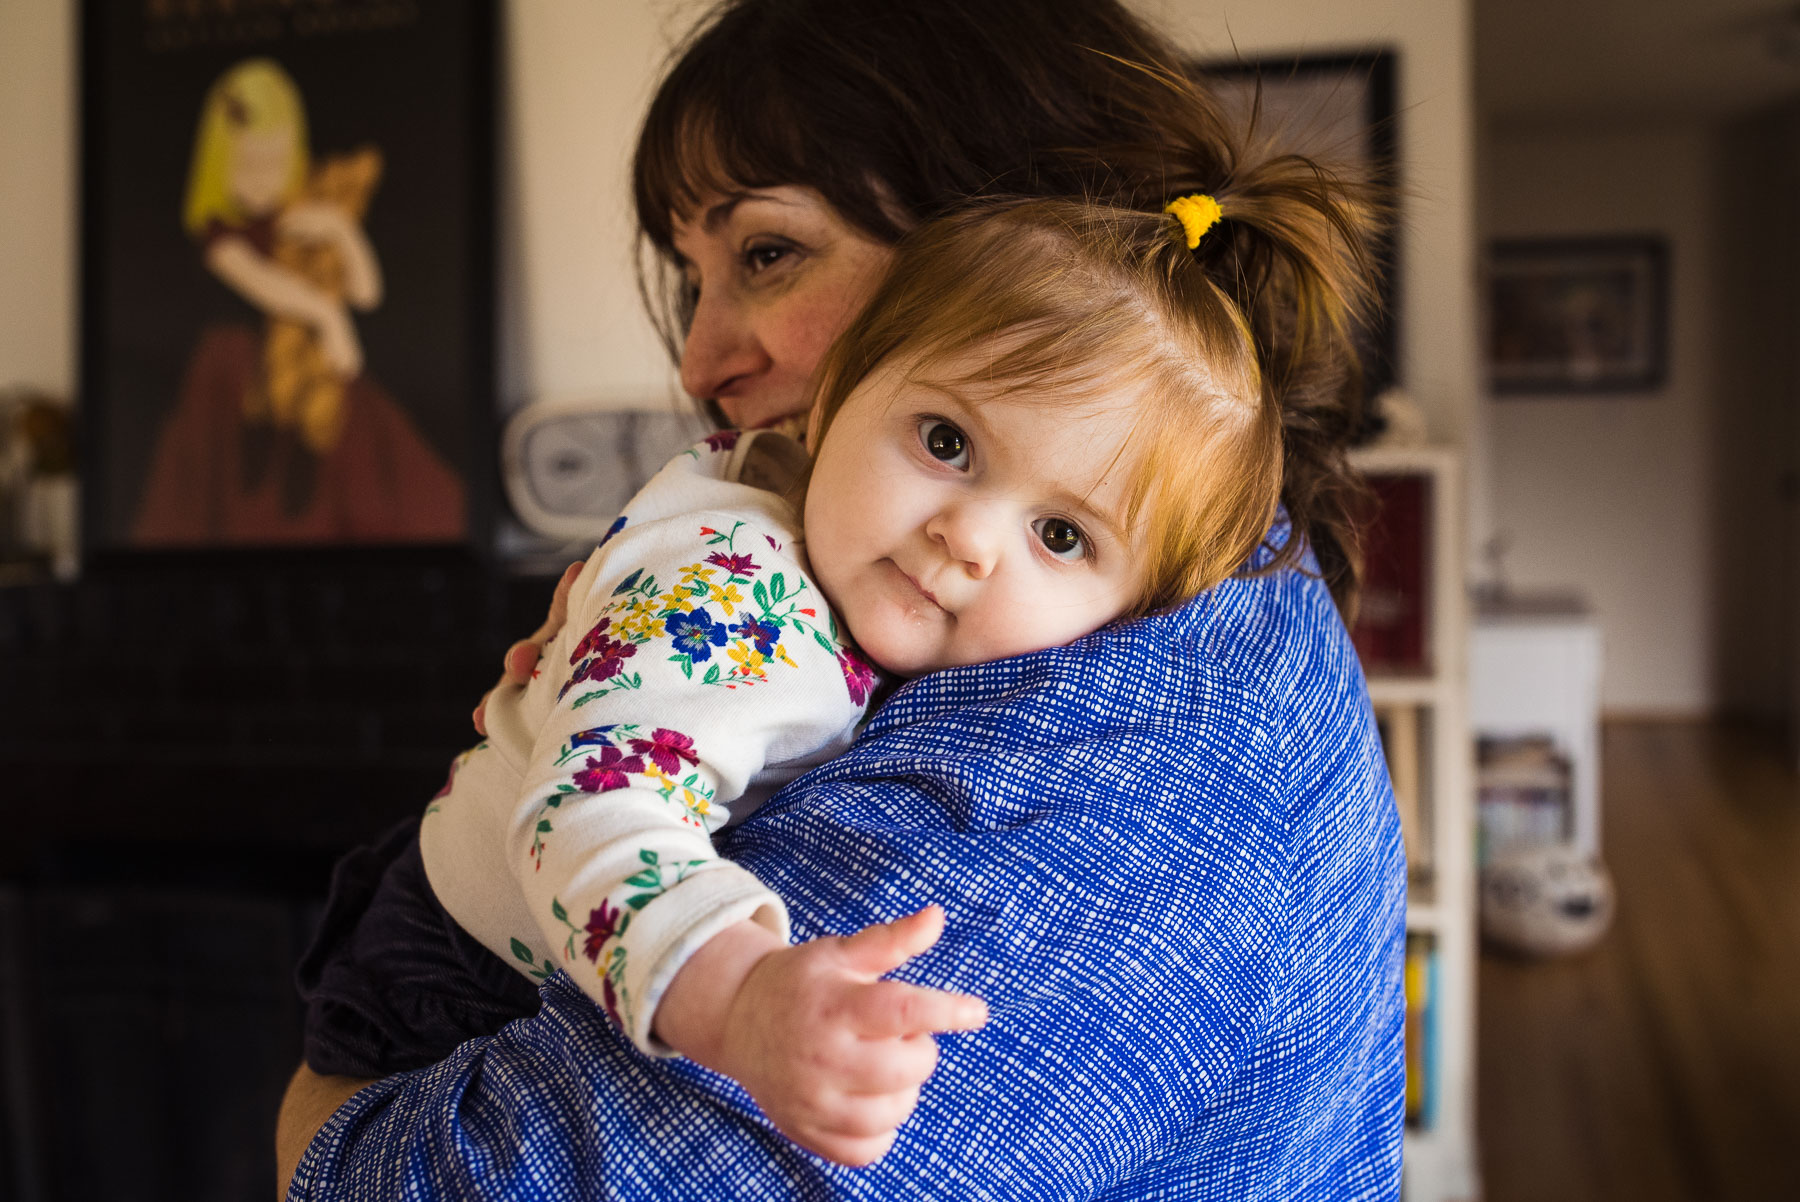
top-left (671, 186), bottom-right (894, 432)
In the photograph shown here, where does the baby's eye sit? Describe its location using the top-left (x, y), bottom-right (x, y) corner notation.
top-left (1034, 517), bottom-right (1086, 562)
top-left (918, 419), bottom-right (970, 470)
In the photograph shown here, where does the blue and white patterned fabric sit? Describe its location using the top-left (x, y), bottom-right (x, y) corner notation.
top-left (289, 536), bottom-right (1406, 1201)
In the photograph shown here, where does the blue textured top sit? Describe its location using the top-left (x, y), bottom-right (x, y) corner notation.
top-left (289, 543), bottom-right (1406, 1201)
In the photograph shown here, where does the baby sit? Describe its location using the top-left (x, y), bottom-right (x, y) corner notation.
top-left (402, 188), bottom-right (1366, 1164)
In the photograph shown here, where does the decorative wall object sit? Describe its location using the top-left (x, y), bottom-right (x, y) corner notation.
top-left (81, 0), bottom-right (494, 552)
top-left (1485, 236), bottom-right (1668, 394)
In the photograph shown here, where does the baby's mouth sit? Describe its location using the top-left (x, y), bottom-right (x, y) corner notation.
top-left (892, 561), bottom-right (947, 613)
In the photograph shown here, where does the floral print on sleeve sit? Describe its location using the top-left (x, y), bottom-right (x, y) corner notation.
top-left (526, 723), bottom-right (717, 869)
top-left (516, 508), bottom-right (866, 1044)
top-left (559, 519), bottom-right (853, 704)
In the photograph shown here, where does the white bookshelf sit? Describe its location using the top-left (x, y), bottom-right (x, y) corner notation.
top-left (1349, 445), bottom-right (1479, 1202)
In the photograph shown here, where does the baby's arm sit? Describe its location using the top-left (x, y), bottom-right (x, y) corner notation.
top-left (508, 509), bottom-right (982, 1160)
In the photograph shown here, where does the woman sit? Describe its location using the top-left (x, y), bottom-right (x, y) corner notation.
top-left (280, 1), bottom-right (1404, 1196)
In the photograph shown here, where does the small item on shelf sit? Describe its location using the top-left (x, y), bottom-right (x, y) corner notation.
top-left (1404, 932), bottom-right (1439, 1128)
top-left (1351, 472), bottom-right (1431, 674)
top-left (1373, 701), bottom-right (1432, 880)
top-left (1476, 734), bottom-right (1572, 866)
top-left (1479, 843), bottom-right (1615, 958)
top-left (0, 387), bottom-right (79, 582)
top-left (1365, 387), bottom-right (1427, 449)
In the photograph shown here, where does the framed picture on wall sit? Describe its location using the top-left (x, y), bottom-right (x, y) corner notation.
top-left (80, 0), bottom-right (494, 553)
top-left (1484, 236), bottom-right (1668, 394)
top-left (1193, 51), bottom-right (1400, 400)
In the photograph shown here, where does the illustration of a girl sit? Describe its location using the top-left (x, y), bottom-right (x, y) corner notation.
top-left (132, 57), bottom-right (465, 544)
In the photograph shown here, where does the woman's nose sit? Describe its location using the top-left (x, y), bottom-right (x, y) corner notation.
top-left (679, 289), bottom-right (769, 401)
top-left (927, 502), bottom-right (1002, 580)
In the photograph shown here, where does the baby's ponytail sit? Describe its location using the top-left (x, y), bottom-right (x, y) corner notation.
top-left (1185, 141), bottom-right (1383, 617)
top-left (1058, 59), bottom-right (1388, 616)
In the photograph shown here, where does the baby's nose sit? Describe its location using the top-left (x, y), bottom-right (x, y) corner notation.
top-left (927, 503), bottom-right (1002, 579)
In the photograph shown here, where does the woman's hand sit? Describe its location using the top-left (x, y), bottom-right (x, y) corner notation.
top-left (661, 906), bottom-right (989, 1166)
top-left (473, 560), bottom-right (584, 736)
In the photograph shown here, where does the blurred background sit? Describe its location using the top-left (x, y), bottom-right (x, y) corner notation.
top-left (1, 1), bottom-right (1796, 1199)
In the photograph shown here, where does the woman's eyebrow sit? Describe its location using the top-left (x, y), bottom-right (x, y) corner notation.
top-left (703, 190), bottom-right (807, 231)
top-left (700, 194), bottom-right (749, 231)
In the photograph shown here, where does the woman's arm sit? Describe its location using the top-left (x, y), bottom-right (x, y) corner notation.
top-left (275, 1066), bottom-right (370, 1199)
top-left (285, 638), bottom-right (1308, 1199)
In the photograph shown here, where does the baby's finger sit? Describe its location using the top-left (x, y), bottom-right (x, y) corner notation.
top-left (500, 639), bottom-right (542, 687)
top-left (807, 1086), bottom-right (922, 1140)
top-left (472, 689), bottom-right (494, 737)
top-left (793, 1125), bottom-right (898, 1169)
top-left (853, 979), bottom-right (988, 1040)
top-left (544, 560), bottom-right (581, 632)
top-left (827, 1028), bottom-right (939, 1095)
top-left (836, 905), bottom-right (945, 977)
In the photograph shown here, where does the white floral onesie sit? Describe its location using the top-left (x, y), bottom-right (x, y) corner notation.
top-left (420, 430), bottom-right (875, 1055)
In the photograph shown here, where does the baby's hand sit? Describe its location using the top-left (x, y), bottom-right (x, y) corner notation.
top-left (716, 907), bottom-right (988, 1166)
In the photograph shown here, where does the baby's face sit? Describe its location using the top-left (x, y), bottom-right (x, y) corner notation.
top-left (804, 351), bottom-right (1150, 677)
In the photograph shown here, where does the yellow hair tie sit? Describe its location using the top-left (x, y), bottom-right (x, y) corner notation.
top-left (1164, 193), bottom-right (1224, 250)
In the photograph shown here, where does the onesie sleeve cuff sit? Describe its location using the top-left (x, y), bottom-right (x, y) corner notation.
top-left (620, 862), bottom-right (791, 1058)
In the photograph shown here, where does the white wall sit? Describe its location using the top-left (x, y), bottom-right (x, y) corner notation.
top-left (0, 1), bottom-right (76, 395)
top-left (1, 0), bottom-right (1478, 463)
top-left (1481, 122), bottom-right (1719, 714)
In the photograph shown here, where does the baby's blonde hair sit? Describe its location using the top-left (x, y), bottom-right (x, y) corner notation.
top-left (809, 191), bottom-right (1368, 616)
top-left (182, 58), bottom-right (310, 238)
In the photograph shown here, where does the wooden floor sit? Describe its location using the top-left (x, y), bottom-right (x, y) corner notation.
top-left (1477, 722), bottom-right (1800, 1201)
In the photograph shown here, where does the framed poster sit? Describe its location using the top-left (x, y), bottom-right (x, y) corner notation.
top-left (1193, 52), bottom-right (1400, 399)
top-left (1485, 237), bottom-right (1668, 394)
top-left (81, 0), bottom-right (494, 553)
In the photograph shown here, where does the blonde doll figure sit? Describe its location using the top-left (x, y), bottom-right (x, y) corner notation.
top-left (133, 57), bottom-right (465, 544)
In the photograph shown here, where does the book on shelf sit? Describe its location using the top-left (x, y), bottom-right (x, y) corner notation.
top-left (1404, 932), bottom-right (1440, 1129)
top-left (1352, 472), bottom-right (1432, 675)
top-left (1374, 701), bottom-right (1431, 880)
top-left (1475, 734), bottom-right (1572, 866)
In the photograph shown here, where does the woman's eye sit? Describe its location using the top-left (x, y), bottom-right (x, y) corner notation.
top-left (743, 242), bottom-right (792, 273)
top-left (1034, 517), bottom-right (1086, 562)
top-left (918, 420), bottom-right (970, 469)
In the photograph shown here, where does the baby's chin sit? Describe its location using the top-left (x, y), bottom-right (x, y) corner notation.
top-left (848, 623), bottom-right (1050, 680)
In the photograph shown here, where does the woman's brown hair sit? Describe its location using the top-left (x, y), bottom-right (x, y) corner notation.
top-left (632, 0), bottom-right (1384, 615)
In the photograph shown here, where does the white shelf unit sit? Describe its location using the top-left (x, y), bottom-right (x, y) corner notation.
top-left (1470, 605), bottom-right (1603, 860)
top-left (1349, 445), bottom-right (1479, 1202)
